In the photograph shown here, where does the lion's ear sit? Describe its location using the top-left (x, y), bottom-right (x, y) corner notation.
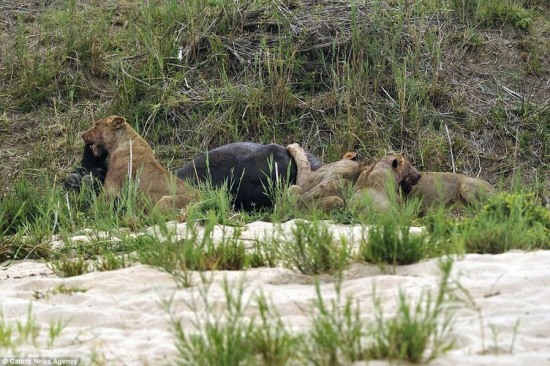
top-left (342, 151), bottom-right (358, 161)
top-left (392, 158), bottom-right (399, 169)
top-left (111, 116), bottom-right (126, 129)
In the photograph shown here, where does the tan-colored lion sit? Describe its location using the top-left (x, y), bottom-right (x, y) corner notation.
top-left (287, 144), bottom-right (422, 213)
top-left (407, 172), bottom-right (496, 211)
top-left (352, 153), bottom-right (422, 214)
top-left (287, 144), bottom-right (363, 211)
top-left (81, 115), bottom-right (198, 211)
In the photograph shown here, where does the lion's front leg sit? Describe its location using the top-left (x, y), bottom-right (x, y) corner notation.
top-left (287, 143), bottom-right (312, 187)
top-left (99, 172), bottom-right (124, 203)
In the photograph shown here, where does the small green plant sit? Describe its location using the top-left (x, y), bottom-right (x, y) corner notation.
top-left (138, 215), bottom-right (249, 287)
top-left (49, 255), bottom-right (90, 277)
top-left (249, 237), bottom-right (281, 268)
top-left (167, 277), bottom-right (303, 366)
top-left (204, 233), bottom-right (248, 271)
top-left (367, 258), bottom-right (457, 363)
top-left (418, 205), bottom-right (462, 255)
top-left (459, 192), bottom-right (550, 253)
top-left (361, 197), bottom-right (434, 271)
top-left (95, 251), bottom-right (133, 272)
top-left (0, 306), bottom-right (37, 351)
top-left (281, 220), bottom-right (351, 275)
top-left (167, 278), bottom-right (257, 366)
top-left (302, 278), bottom-right (367, 364)
top-left (47, 318), bottom-right (68, 348)
top-left (136, 231), bottom-right (202, 288)
top-left (0, 304), bottom-right (67, 352)
top-left (251, 292), bottom-right (299, 366)
top-left (362, 223), bottom-right (431, 269)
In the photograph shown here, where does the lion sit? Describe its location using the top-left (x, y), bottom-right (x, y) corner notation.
top-left (286, 144), bottom-right (366, 211)
top-left (407, 172), bottom-right (496, 211)
top-left (81, 115), bottom-right (198, 212)
top-left (287, 144), bottom-right (422, 213)
top-left (352, 153), bottom-right (422, 214)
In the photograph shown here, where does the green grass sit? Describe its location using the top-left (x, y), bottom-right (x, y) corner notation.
top-left (367, 258), bottom-right (457, 363)
top-left (2, 0), bottom-right (547, 173)
top-left (0, 1), bottom-right (548, 364)
top-left (251, 292), bottom-right (299, 365)
top-left (360, 194), bottom-right (440, 270)
top-left (303, 278), bottom-right (367, 364)
top-left (163, 259), bottom-right (461, 365)
top-left (280, 220), bottom-right (351, 275)
top-left (459, 192), bottom-right (550, 253)
top-left (136, 213), bottom-right (250, 288)
top-left (167, 278), bottom-right (261, 366)
top-left (0, 304), bottom-right (67, 353)
top-left (49, 254), bottom-right (90, 278)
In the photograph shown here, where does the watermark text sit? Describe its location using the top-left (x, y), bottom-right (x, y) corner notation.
top-left (0, 358), bottom-right (80, 366)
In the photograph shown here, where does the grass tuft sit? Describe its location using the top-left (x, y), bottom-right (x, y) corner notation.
top-left (367, 258), bottom-right (457, 363)
top-left (167, 278), bottom-right (258, 366)
top-left (281, 220), bottom-right (351, 275)
top-left (460, 192), bottom-right (550, 253)
top-left (303, 278), bottom-right (367, 364)
top-left (360, 196), bottom-right (435, 270)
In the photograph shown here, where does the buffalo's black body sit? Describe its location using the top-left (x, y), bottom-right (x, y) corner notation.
top-left (176, 142), bottom-right (321, 211)
top-left (63, 144), bottom-right (108, 193)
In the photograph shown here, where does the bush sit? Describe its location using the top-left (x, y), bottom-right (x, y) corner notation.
top-left (367, 259), bottom-right (457, 363)
top-left (360, 198), bottom-right (436, 270)
top-left (460, 193), bottom-right (550, 253)
top-left (477, 0), bottom-right (535, 30)
top-left (281, 220), bottom-right (351, 275)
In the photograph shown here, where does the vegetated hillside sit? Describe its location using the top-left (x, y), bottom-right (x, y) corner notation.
top-left (0, 0), bottom-right (548, 196)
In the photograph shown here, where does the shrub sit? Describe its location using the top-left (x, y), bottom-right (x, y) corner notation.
top-left (477, 0), bottom-right (535, 30)
top-left (460, 192), bottom-right (550, 253)
top-left (302, 279), bottom-right (367, 364)
top-left (281, 220), bottom-right (351, 275)
top-left (367, 258), bottom-right (457, 363)
top-left (360, 198), bottom-right (435, 270)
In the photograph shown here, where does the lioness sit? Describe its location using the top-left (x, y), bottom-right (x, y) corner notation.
top-left (408, 172), bottom-right (495, 210)
top-left (353, 153), bottom-right (422, 214)
top-left (286, 143), bottom-right (365, 211)
top-left (288, 144), bottom-right (422, 213)
top-left (81, 115), bottom-right (198, 211)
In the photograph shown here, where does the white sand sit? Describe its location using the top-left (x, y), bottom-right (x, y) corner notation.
top-left (1, 220), bottom-right (549, 365)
